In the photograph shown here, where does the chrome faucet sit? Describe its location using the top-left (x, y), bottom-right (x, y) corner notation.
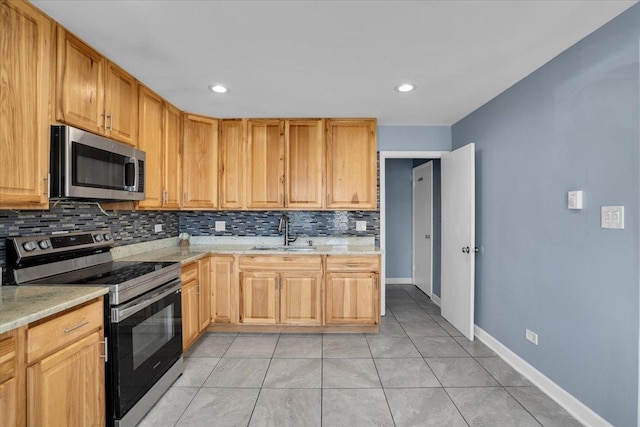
top-left (278, 214), bottom-right (297, 246)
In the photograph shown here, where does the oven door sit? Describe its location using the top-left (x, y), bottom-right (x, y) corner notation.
top-left (108, 280), bottom-right (182, 418)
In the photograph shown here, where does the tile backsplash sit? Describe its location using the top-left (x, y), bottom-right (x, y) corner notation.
top-left (0, 202), bottom-right (179, 283)
top-left (179, 211), bottom-right (380, 240)
top-left (1, 204), bottom-right (379, 284)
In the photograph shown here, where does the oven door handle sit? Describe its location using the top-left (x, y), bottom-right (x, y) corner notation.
top-left (112, 280), bottom-right (182, 323)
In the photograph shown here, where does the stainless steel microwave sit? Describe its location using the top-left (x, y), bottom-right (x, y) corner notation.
top-left (50, 126), bottom-right (145, 201)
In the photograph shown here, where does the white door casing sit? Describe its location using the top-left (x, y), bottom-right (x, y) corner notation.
top-left (440, 143), bottom-right (475, 340)
top-left (412, 162), bottom-right (433, 297)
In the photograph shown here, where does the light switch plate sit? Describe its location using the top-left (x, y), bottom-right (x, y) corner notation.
top-left (356, 221), bottom-right (367, 231)
top-left (601, 206), bottom-right (624, 229)
top-left (568, 191), bottom-right (583, 210)
top-left (215, 221), bottom-right (226, 232)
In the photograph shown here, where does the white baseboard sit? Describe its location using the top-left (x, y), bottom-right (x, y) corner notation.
top-left (385, 277), bottom-right (413, 285)
top-left (474, 326), bottom-right (612, 427)
top-left (431, 294), bottom-right (441, 306)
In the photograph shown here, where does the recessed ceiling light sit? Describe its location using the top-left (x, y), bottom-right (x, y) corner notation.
top-left (208, 84), bottom-right (229, 94)
top-left (395, 83), bottom-right (415, 93)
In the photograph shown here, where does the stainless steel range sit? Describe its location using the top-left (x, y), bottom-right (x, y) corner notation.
top-left (7, 229), bottom-right (183, 427)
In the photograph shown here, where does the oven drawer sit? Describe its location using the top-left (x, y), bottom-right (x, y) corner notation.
top-left (27, 298), bottom-right (103, 363)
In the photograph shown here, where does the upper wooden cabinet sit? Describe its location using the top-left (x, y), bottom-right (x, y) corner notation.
top-left (0, 0), bottom-right (54, 210)
top-left (163, 103), bottom-right (182, 209)
top-left (326, 119), bottom-right (377, 209)
top-left (285, 119), bottom-right (324, 209)
top-left (182, 114), bottom-right (218, 209)
top-left (219, 120), bottom-right (246, 209)
top-left (137, 85), bottom-right (182, 210)
top-left (56, 27), bottom-right (138, 146)
top-left (246, 120), bottom-right (285, 208)
top-left (137, 86), bottom-right (164, 209)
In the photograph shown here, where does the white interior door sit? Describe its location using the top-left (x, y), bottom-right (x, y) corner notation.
top-left (412, 162), bottom-right (433, 296)
top-left (441, 143), bottom-right (475, 340)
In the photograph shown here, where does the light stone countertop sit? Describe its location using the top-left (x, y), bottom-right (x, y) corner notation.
top-left (0, 286), bottom-right (109, 334)
top-left (120, 243), bottom-right (382, 265)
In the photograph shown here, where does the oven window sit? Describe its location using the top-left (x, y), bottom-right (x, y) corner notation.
top-left (132, 304), bottom-right (175, 369)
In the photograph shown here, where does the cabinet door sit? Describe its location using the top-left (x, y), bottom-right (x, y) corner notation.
top-left (198, 257), bottom-right (212, 332)
top-left (247, 120), bottom-right (284, 208)
top-left (0, 0), bottom-right (53, 209)
top-left (56, 27), bottom-right (104, 135)
top-left (219, 120), bottom-right (245, 209)
top-left (239, 272), bottom-right (278, 324)
top-left (163, 103), bottom-right (182, 209)
top-left (326, 119), bottom-right (377, 209)
top-left (182, 114), bottom-right (219, 209)
top-left (285, 119), bottom-right (324, 209)
top-left (211, 256), bottom-right (237, 323)
top-left (0, 377), bottom-right (18, 427)
top-left (325, 272), bottom-right (379, 325)
top-left (27, 331), bottom-right (105, 427)
top-left (280, 271), bottom-right (322, 325)
top-left (137, 86), bottom-right (164, 209)
top-left (104, 61), bottom-right (137, 146)
top-left (181, 279), bottom-right (200, 351)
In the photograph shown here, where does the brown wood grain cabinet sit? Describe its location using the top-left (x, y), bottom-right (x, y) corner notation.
top-left (285, 119), bottom-right (325, 209)
top-left (246, 120), bottom-right (285, 208)
top-left (0, 0), bottom-right (54, 210)
top-left (56, 27), bottom-right (138, 146)
top-left (198, 257), bottom-right (212, 332)
top-left (239, 256), bottom-right (323, 325)
top-left (324, 255), bottom-right (380, 325)
top-left (0, 326), bottom-right (25, 427)
top-left (326, 119), bottom-right (377, 209)
top-left (137, 86), bottom-right (183, 210)
top-left (211, 255), bottom-right (238, 323)
top-left (181, 263), bottom-right (200, 351)
top-left (182, 114), bottom-right (219, 209)
top-left (219, 120), bottom-right (246, 209)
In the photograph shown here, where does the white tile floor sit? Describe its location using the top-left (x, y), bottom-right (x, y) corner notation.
top-left (138, 284), bottom-right (583, 426)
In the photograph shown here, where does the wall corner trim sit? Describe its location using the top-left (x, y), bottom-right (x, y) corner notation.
top-left (474, 325), bottom-right (613, 427)
top-left (431, 294), bottom-right (441, 306)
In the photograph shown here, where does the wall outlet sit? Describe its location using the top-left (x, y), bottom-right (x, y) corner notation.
top-left (215, 221), bottom-right (226, 232)
top-left (601, 206), bottom-right (624, 229)
top-left (567, 190), bottom-right (583, 210)
top-left (356, 221), bottom-right (367, 231)
top-left (525, 329), bottom-right (538, 345)
top-left (154, 224), bottom-right (162, 233)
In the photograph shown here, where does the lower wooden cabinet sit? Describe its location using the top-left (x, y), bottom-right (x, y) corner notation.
top-left (27, 331), bottom-right (105, 427)
top-left (1, 297), bottom-right (105, 427)
top-left (238, 256), bottom-right (323, 326)
top-left (325, 272), bottom-right (379, 325)
top-left (198, 257), bottom-right (212, 332)
top-left (211, 256), bottom-right (238, 323)
top-left (181, 277), bottom-right (200, 351)
top-left (182, 256), bottom-right (213, 351)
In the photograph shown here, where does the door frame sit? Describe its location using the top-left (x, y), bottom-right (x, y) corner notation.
top-left (412, 161), bottom-right (434, 297)
top-left (379, 150), bottom-right (447, 316)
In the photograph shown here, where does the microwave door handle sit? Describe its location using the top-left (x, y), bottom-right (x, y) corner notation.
top-left (124, 157), bottom-right (135, 191)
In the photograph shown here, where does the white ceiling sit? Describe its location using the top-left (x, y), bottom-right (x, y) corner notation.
top-left (33, 0), bottom-right (636, 125)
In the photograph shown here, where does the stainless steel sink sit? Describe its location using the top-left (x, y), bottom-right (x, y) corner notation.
top-left (251, 246), bottom-right (317, 252)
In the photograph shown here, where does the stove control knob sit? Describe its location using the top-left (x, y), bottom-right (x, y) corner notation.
top-left (23, 241), bottom-right (37, 252)
top-left (94, 234), bottom-right (104, 242)
top-left (103, 233), bottom-right (112, 241)
top-left (38, 240), bottom-right (51, 249)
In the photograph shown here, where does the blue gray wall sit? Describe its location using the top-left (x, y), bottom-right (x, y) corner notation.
top-left (378, 125), bottom-right (451, 151)
top-left (452, 5), bottom-right (640, 426)
top-left (385, 159), bottom-right (413, 278)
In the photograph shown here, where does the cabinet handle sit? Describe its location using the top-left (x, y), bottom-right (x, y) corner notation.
top-left (100, 337), bottom-right (108, 363)
top-left (64, 320), bottom-right (90, 334)
top-left (103, 113), bottom-right (107, 130)
top-left (196, 284), bottom-right (200, 296)
top-left (43, 174), bottom-right (49, 196)
top-left (109, 113), bottom-right (114, 131)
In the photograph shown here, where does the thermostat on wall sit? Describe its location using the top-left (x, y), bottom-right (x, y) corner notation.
top-left (568, 191), bottom-right (583, 210)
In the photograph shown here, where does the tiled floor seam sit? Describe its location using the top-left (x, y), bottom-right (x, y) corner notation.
top-left (246, 334), bottom-right (280, 425)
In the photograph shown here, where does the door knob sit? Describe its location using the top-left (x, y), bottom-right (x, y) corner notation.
top-left (425, 234), bottom-right (430, 239)
top-left (462, 246), bottom-right (470, 254)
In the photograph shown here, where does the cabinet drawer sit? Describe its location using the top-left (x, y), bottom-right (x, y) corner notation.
top-left (0, 331), bottom-right (16, 383)
top-left (325, 256), bottom-right (380, 272)
top-left (27, 298), bottom-right (103, 363)
top-left (239, 255), bottom-right (322, 271)
top-left (181, 261), bottom-right (198, 283)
